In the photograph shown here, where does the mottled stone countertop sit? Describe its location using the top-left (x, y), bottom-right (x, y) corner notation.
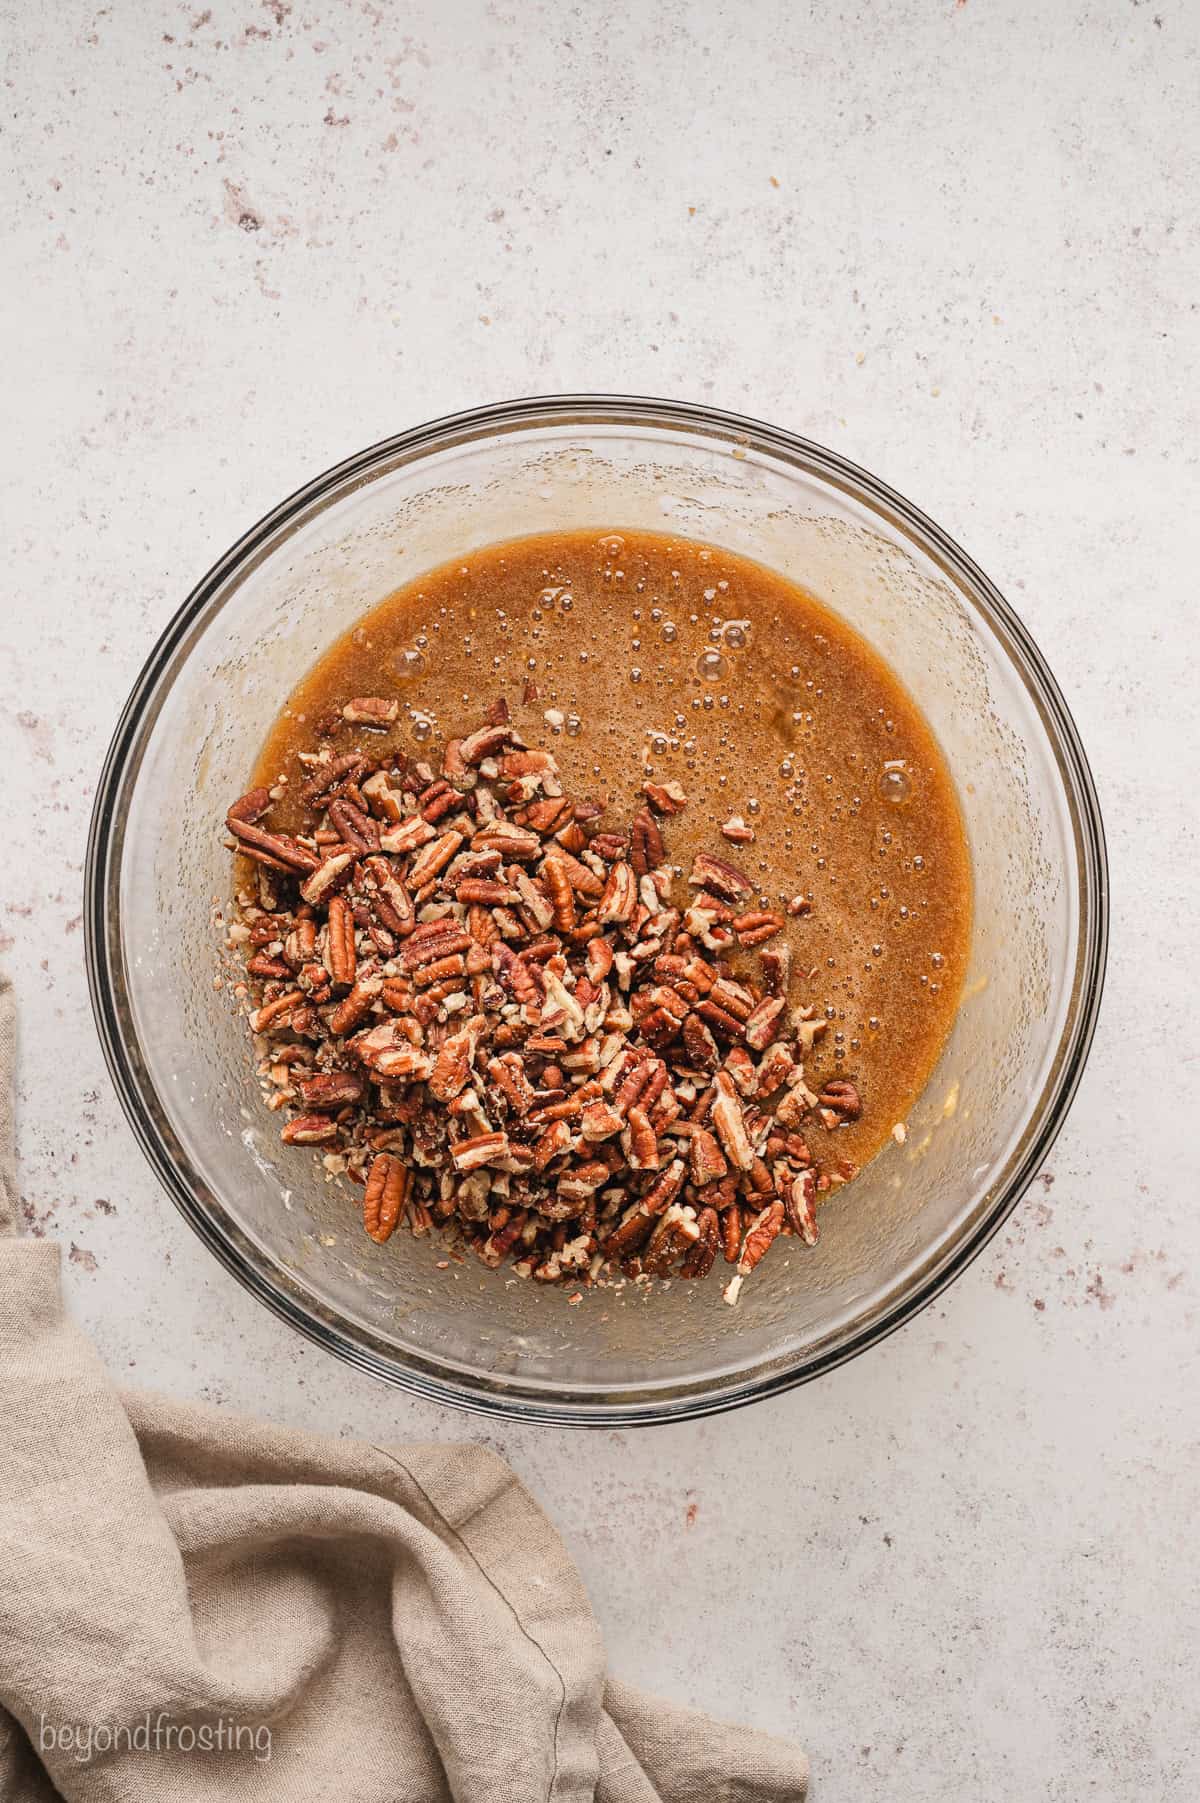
top-left (4, 2), bottom-right (1197, 1796)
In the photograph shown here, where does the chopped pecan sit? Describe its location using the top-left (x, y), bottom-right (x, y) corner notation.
top-left (641, 1157), bottom-right (687, 1216)
top-left (280, 1113), bottom-right (340, 1145)
top-left (250, 989), bottom-right (305, 1033)
top-left (744, 995), bottom-right (784, 1050)
top-left (379, 815), bottom-right (437, 855)
top-left (328, 973), bottom-right (382, 1036)
top-left (360, 770), bottom-right (405, 823)
top-left (473, 821), bottom-right (542, 860)
top-left (777, 1163), bottom-right (818, 1245)
top-left (596, 861), bottom-right (637, 924)
top-left (680, 1205), bottom-right (720, 1278)
top-left (227, 696), bottom-right (865, 1285)
top-left (720, 815), bottom-right (756, 845)
top-left (624, 1106), bottom-right (658, 1170)
top-left (711, 1070), bottom-right (755, 1171)
top-left (760, 945), bottom-right (792, 996)
top-left (682, 1012), bottom-right (721, 1072)
top-left (408, 829), bottom-right (465, 889)
top-left (342, 696), bottom-right (398, 727)
top-left (737, 1200), bottom-right (784, 1273)
top-left (428, 1016), bottom-right (485, 1101)
top-left (688, 850), bottom-right (754, 901)
top-left (643, 779), bottom-right (688, 816)
top-left (460, 723), bottom-right (516, 765)
top-left (227, 786), bottom-right (273, 825)
top-left (300, 852), bottom-right (354, 905)
top-left (450, 1131), bottom-right (510, 1172)
top-left (296, 1071), bottom-right (366, 1109)
top-left (325, 893), bottom-right (357, 987)
top-left (688, 1127), bottom-right (728, 1188)
top-left (246, 951), bottom-right (291, 979)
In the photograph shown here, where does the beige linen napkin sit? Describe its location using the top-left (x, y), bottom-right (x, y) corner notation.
top-left (0, 975), bottom-right (806, 1802)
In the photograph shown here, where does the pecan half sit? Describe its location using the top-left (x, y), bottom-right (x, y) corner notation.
top-left (817, 1078), bottom-right (861, 1121)
top-left (363, 1153), bottom-right (409, 1242)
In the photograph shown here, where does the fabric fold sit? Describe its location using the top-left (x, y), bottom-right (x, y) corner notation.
top-left (0, 973), bottom-right (806, 1800)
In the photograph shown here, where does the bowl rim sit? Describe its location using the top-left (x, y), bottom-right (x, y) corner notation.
top-left (85, 392), bottom-right (1109, 1425)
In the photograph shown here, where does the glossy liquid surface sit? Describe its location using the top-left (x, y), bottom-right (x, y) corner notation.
top-left (256, 529), bottom-right (971, 1172)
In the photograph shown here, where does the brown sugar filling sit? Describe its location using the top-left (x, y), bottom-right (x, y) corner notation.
top-left (231, 528), bottom-right (971, 1293)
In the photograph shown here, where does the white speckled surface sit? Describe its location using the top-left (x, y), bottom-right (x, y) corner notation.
top-left (4, 1), bottom-right (1198, 1795)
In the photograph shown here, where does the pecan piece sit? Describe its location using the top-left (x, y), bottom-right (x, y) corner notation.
top-left (688, 1127), bottom-right (729, 1187)
top-left (641, 1157), bottom-right (687, 1215)
top-left (596, 861), bottom-right (637, 924)
top-left (280, 1113), bottom-right (340, 1145)
top-left (630, 808), bottom-right (666, 875)
top-left (246, 951), bottom-right (290, 979)
top-left (760, 944), bottom-right (792, 996)
top-left (363, 1152), bottom-right (409, 1242)
top-left (736, 1200), bottom-right (784, 1273)
top-left (777, 1163), bottom-right (819, 1246)
top-left (398, 924), bottom-right (473, 971)
top-left (379, 815), bottom-right (437, 856)
top-left (487, 1052), bottom-right (536, 1117)
top-left (579, 1099), bottom-right (623, 1143)
top-left (325, 893), bottom-right (357, 987)
top-left (227, 817), bottom-right (321, 874)
top-left (680, 1205), bottom-right (719, 1278)
top-left (682, 1012), bottom-right (721, 1072)
top-left (364, 857), bottom-right (415, 936)
top-left (711, 1070), bottom-right (755, 1171)
top-left (723, 1044), bottom-right (758, 1097)
top-left (250, 989), bottom-right (305, 1033)
top-left (328, 973), bottom-right (382, 1036)
top-left (720, 815), bottom-right (756, 845)
top-left (428, 1016), bottom-right (485, 1102)
top-left (450, 1131), bottom-right (510, 1172)
top-left (643, 779), bottom-right (688, 816)
top-left (817, 1078), bottom-right (862, 1121)
top-left (328, 797), bottom-right (380, 854)
top-left (541, 854), bottom-right (577, 931)
top-left (733, 909), bottom-right (784, 948)
top-left (408, 829), bottom-right (465, 889)
top-left (688, 850), bottom-right (754, 902)
top-left (226, 786), bottom-right (273, 825)
top-left (342, 696), bottom-right (398, 727)
top-left (624, 1106), bottom-right (658, 1170)
top-left (459, 723), bottom-right (516, 765)
top-left (743, 995), bottom-right (784, 1051)
top-left (299, 852), bottom-right (354, 905)
top-left (360, 770), bottom-right (405, 823)
top-left (295, 1071), bottom-right (366, 1109)
top-left (532, 1118), bottom-right (574, 1171)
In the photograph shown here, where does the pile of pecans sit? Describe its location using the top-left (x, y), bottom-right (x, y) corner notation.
top-left (223, 699), bottom-right (861, 1302)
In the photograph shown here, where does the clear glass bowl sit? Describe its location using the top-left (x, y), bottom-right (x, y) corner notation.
top-left (85, 397), bottom-right (1107, 1425)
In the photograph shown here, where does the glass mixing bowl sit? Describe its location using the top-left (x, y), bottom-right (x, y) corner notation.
top-left (85, 396), bottom-right (1107, 1424)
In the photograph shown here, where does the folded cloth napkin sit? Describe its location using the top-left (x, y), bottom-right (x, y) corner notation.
top-left (0, 975), bottom-right (807, 1802)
